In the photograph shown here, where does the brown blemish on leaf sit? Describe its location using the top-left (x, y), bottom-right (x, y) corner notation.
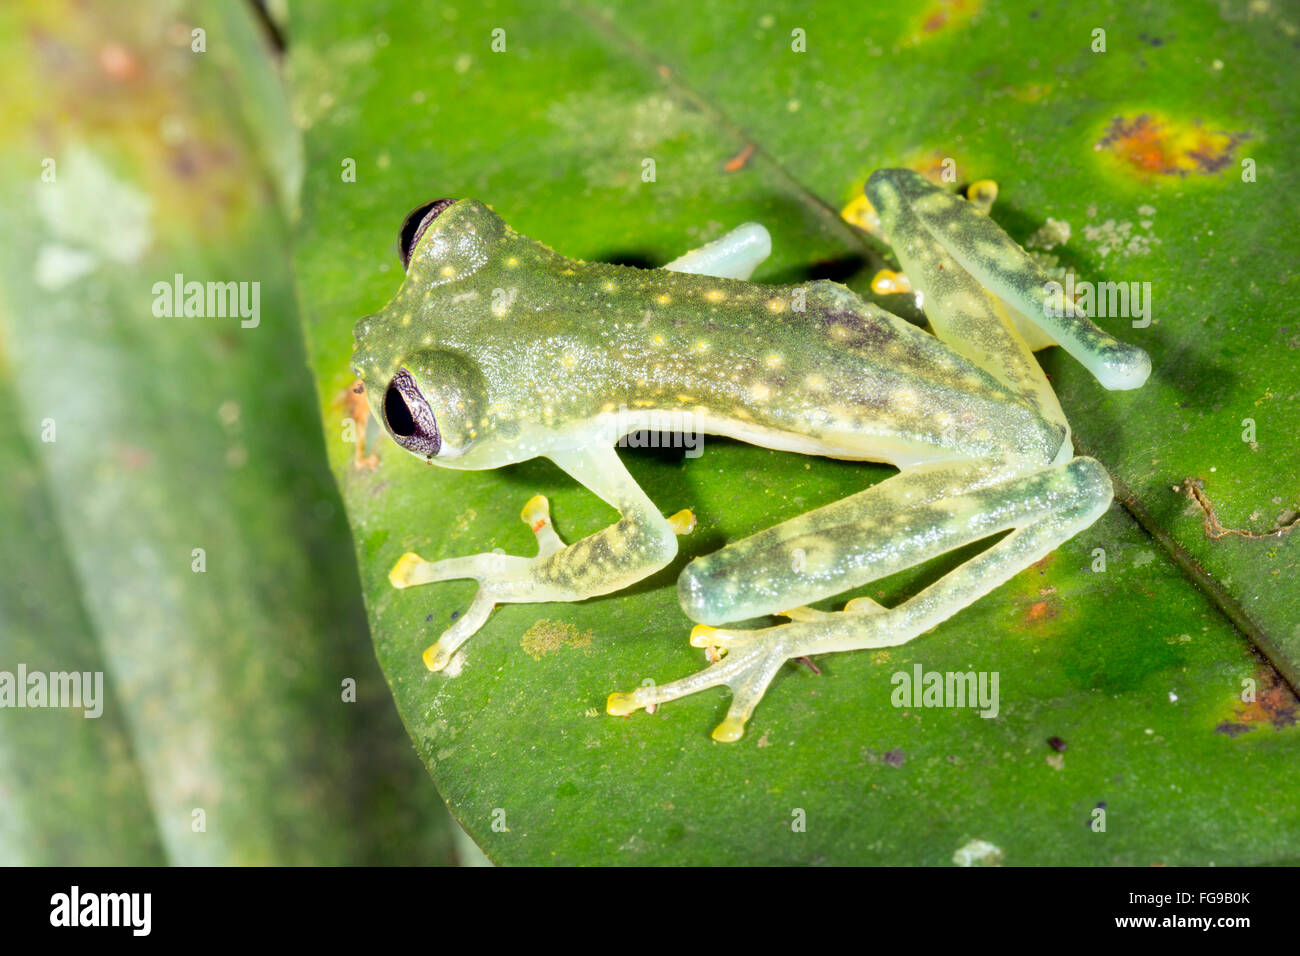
top-left (1217, 666), bottom-right (1299, 736)
top-left (1096, 113), bottom-right (1248, 179)
top-left (882, 748), bottom-right (906, 767)
top-left (520, 619), bottom-right (594, 660)
top-left (723, 142), bottom-right (755, 173)
top-left (1214, 721), bottom-right (1252, 737)
top-left (1181, 478), bottom-right (1299, 540)
top-left (1235, 667), bottom-right (1298, 730)
top-left (905, 0), bottom-right (980, 43)
top-left (1023, 598), bottom-right (1058, 626)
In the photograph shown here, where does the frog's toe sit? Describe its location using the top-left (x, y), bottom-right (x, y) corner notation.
top-left (605, 691), bottom-right (643, 716)
top-left (422, 589), bottom-right (497, 672)
top-left (687, 623), bottom-right (754, 649)
top-left (390, 550), bottom-right (507, 588)
top-left (965, 178), bottom-right (998, 213)
top-left (609, 629), bottom-right (793, 742)
top-left (389, 551), bottom-right (427, 588)
top-left (870, 268), bottom-right (912, 296)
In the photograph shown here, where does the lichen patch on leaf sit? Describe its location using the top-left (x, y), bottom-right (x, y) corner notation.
top-left (520, 619), bottom-right (594, 660)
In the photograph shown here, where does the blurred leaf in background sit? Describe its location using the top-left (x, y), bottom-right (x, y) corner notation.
top-left (0, 0), bottom-right (453, 864)
top-left (291, 0), bottom-right (1300, 864)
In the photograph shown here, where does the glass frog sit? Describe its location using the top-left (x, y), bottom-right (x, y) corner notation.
top-left (351, 169), bottom-right (1150, 743)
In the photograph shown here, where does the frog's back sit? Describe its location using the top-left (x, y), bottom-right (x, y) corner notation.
top-left (536, 264), bottom-right (1065, 467)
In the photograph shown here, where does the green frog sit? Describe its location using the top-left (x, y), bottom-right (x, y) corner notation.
top-left (351, 169), bottom-right (1149, 742)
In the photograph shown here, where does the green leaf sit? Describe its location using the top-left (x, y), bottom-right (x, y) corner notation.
top-left (0, 0), bottom-right (452, 864)
top-left (290, 0), bottom-right (1300, 864)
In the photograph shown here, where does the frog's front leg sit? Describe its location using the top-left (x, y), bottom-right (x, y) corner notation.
top-left (391, 443), bottom-right (692, 671)
top-left (608, 454), bottom-right (1112, 741)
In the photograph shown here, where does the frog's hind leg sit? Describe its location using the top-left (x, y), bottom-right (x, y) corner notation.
top-left (867, 168), bottom-right (1149, 391)
top-left (662, 222), bottom-right (771, 280)
top-left (608, 455), bottom-right (1112, 741)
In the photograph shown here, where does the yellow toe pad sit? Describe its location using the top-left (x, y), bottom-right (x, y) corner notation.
top-left (712, 717), bottom-right (745, 743)
top-left (606, 691), bottom-right (642, 716)
top-left (389, 552), bottom-right (425, 588)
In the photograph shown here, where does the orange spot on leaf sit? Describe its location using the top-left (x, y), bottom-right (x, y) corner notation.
top-left (1097, 112), bottom-right (1248, 179)
top-left (724, 142), bottom-right (756, 173)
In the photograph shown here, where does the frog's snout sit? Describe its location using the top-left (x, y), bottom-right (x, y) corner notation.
top-left (398, 197), bottom-right (457, 270)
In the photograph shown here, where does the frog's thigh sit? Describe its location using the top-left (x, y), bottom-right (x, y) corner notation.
top-left (678, 454), bottom-right (1103, 626)
top-left (806, 456), bottom-right (1112, 656)
top-left (662, 222), bottom-right (771, 280)
top-left (616, 457), bottom-right (1112, 740)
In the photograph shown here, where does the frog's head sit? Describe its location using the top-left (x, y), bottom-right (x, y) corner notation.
top-left (351, 198), bottom-right (507, 465)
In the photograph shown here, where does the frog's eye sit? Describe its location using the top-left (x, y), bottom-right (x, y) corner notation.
top-left (399, 198), bottom-right (457, 270)
top-left (382, 368), bottom-right (441, 457)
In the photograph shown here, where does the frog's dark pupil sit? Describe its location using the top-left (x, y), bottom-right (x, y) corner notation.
top-left (385, 383), bottom-right (415, 437)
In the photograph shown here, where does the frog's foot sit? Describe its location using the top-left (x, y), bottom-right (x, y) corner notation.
top-left (608, 626), bottom-right (800, 742)
top-left (393, 489), bottom-right (697, 671)
top-left (390, 495), bottom-right (567, 672)
top-left (617, 597), bottom-right (888, 739)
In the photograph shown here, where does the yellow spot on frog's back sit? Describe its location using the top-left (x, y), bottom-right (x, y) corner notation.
top-left (704, 289), bottom-right (725, 303)
top-left (805, 374), bottom-right (826, 391)
top-left (764, 353), bottom-right (783, 368)
top-left (505, 257), bottom-right (519, 268)
top-left (602, 280), bottom-right (617, 292)
top-left (562, 354), bottom-right (577, 368)
top-left (401, 313), bottom-right (412, 326)
top-left (830, 325), bottom-right (851, 340)
top-left (765, 298), bottom-right (786, 314)
top-left (894, 387), bottom-right (919, 409)
top-left (694, 340), bottom-right (711, 352)
top-left (750, 383), bottom-right (772, 402)
top-left (656, 293), bottom-right (672, 306)
top-left (440, 266), bottom-right (456, 278)
top-left (651, 333), bottom-right (666, 347)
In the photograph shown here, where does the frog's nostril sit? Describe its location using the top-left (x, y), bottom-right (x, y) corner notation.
top-left (399, 198), bottom-right (457, 270)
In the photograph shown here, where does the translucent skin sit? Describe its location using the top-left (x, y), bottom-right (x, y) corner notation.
top-left (354, 170), bottom-right (1150, 741)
